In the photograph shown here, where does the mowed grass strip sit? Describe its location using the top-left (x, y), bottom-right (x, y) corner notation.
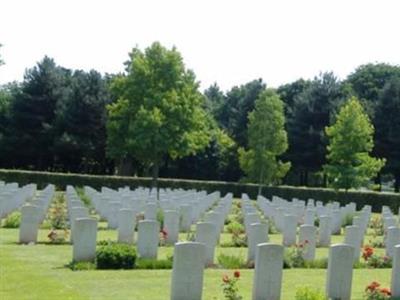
top-left (0, 228), bottom-right (391, 300)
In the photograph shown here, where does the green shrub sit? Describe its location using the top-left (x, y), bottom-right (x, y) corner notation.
top-left (135, 257), bottom-right (173, 269)
top-left (295, 287), bottom-right (327, 300)
top-left (226, 221), bottom-right (245, 234)
top-left (96, 243), bottom-right (137, 269)
top-left (2, 211), bottom-right (21, 228)
top-left (217, 254), bottom-right (245, 269)
top-left (1, 169), bottom-right (399, 213)
top-left (157, 209), bottom-right (164, 229)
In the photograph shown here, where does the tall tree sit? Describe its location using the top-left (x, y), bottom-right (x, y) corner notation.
top-left (238, 89), bottom-right (290, 194)
top-left (54, 70), bottom-right (110, 173)
top-left (375, 78), bottom-right (400, 192)
top-left (218, 79), bottom-right (266, 147)
top-left (107, 42), bottom-right (211, 192)
top-left (347, 63), bottom-right (400, 105)
top-left (7, 57), bottom-right (69, 170)
top-left (324, 97), bottom-right (385, 190)
top-left (287, 72), bottom-right (347, 185)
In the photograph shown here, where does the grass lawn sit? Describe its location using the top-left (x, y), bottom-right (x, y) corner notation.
top-left (0, 228), bottom-right (391, 300)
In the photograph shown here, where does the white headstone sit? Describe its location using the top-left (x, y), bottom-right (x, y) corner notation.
top-left (117, 209), bottom-right (135, 244)
top-left (326, 244), bottom-right (354, 300)
top-left (137, 220), bottom-right (159, 259)
top-left (19, 204), bottom-right (41, 244)
top-left (170, 242), bottom-right (205, 300)
top-left (283, 215), bottom-right (297, 246)
top-left (318, 215), bottom-right (332, 247)
top-left (299, 225), bottom-right (317, 261)
top-left (252, 243), bottom-right (283, 300)
top-left (391, 244), bottom-right (400, 298)
top-left (72, 217), bottom-right (98, 262)
top-left (164, 210), bottom-right (180, 245)
top-left (247, 223), bottom-right (268, 262)
top-left (195, 222), bottom-right (217, 266)
top-left (344, 225), bottom-right (362, 261)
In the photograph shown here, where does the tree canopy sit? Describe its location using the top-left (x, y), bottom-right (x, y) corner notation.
top-left (324, 97), bottom-right (385, 190)
top-left (107, 42), bottom-right (211, 188)
top-left (239, 89), bottom-right (290, 193)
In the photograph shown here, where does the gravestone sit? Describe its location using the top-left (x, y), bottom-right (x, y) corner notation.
top-left (326, 244), bottom-right (354, 300)
top-left (247, 222), bottom-right (268, 262)
top-left (299, 225), bottom-right (316, 261)
top-left (72, 217), bottom-right (98, 262)
top-left (283, 215), bottom-right (297, 246)
top-left (252, 243), bottom-right (283, 300)
top-left (164, 210), bottom-right (180, 245)
top-left (19, 204), bottom-right (41, 244)
top-left (118, 209), bottom-right (135, 244)
top-left (137, 220), bottom-right (159, 259)
top-left (170, 242), bottom-right (205, 300)
top-left (195, 222), bottom-right (217, 265)
top-left (391, 244), bottom-right (400, 298)
top-left (318, 215), bottom-right (332, 247)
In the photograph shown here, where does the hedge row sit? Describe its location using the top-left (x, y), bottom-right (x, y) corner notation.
top-left (0, 169), bottom-right (399, 213)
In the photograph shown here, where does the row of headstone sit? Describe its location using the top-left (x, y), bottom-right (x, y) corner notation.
top-left (65, 185), bottom-right (90, 243)
top-left (74, 186), bottom-right (231, 262)
top-left (0, 183), bottom-right (36, 219)
top-left (242, 193), bottom-right (400, 263)
top-left (169, 242), bottom-right (400, 300)
top-left (19, 185), bottom-right (55, 243)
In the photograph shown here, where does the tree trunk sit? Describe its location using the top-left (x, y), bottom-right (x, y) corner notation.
top-left (304, 170), bottom-right (309, 186)
top-left (117, 156), bottom-right (133, 176)
top-left (374, 172), bottom-right (382, 191)
top-left (258, 184), bottom-right (263, 196)
top-left (151, 161), bottom-right (160, 200)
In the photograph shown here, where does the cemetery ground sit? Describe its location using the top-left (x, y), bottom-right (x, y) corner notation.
top-left (0, 191), bottom-right (394, 300)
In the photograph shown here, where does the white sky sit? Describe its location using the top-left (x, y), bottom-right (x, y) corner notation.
top-left (0, 0), bottom-right (399, 91)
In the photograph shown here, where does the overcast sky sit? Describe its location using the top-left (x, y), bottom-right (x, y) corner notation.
top-left (1, 0), bottom-right (399, 91)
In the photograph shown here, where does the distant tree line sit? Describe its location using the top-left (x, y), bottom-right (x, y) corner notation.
top-left (0, 43), bottom-right (399, 191)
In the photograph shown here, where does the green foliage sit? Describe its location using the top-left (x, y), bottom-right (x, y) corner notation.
top-left (1, 211), bottom-right (21, 228)
top-left (375, 77), bottom-right (400, 191)
top-left (226, 221), bottom-right (245, 234)
top-left (48, 193), bottom-right (68, 229)
top-left (287, 73), bottom-right (347, 184)
top-left (107, 42), bottom-right (211, 181)
top-left (95, 243), bottom-right (137, 269)
top-left (239, 89), bottom-right (290, 190)
top-left (295, 286), bottom-right (327, 300)
top-left (217, 254), bottom-right (245, 269)
top-left (324, 97), bottom-right (385, 190)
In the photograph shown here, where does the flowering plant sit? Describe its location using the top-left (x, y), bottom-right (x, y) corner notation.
top-left (159, 229), bottom-right (168, 246)
top-left (362, 246), bottom-right (392, 268)
top-left (285, 240), bottom-right (308, 268)
top-left (364, 281), bottom-right (391, 300)
top-left (48, 229), bottom-right (69, 244)
top-left (221, 270), bottom-right (242, 300)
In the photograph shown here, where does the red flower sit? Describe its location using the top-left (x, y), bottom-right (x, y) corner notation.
top-left (362, 246), bottom-right (374, 261)
top-left (366, 281), bottom-right (380, 292)
top-left (380, 288), bottom-right (391, 296)
top-left (234, 271), bottom-right (240, 278)
top-left (222, 274), bottom-right (230, 283)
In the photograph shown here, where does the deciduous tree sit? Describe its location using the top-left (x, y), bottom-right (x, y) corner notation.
top-left (324, 97), bottom-right (385, 190)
